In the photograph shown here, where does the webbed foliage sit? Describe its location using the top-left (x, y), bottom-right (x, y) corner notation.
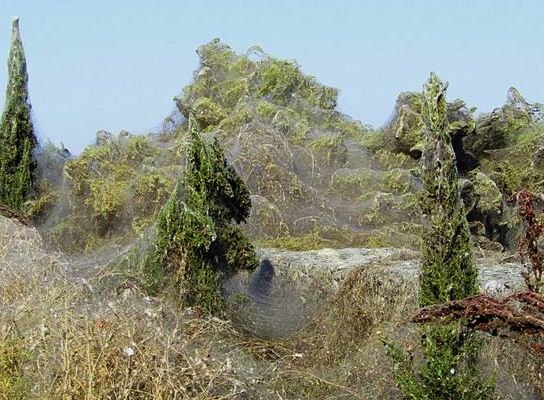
top-left (419, 73), bottom-right (478, 306)
top-left (144, 115), bottom-right (258, 313)
top-left (0, 18), bottom-right (36, 212)
top-left (389, 73), bottom-right (492, 400)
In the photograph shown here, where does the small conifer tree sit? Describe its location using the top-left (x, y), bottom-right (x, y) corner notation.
top-left (0, 18), bottom-right (36, 211)
top-left (388, 73), bottom-right (493, 399)
top-left (144, 115), bottom-right (258, 313)
top-left (419, 73), bottom-right (478, 306)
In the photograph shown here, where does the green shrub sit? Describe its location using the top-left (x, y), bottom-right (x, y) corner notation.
top-left (143, 115), bottom-right (258, 313)
top-left (387, 73), bottom-right (493, 399)
top-left (0, 338), bottom-right (29, 400)
top-left (0, 19), bottom-right (37, 212)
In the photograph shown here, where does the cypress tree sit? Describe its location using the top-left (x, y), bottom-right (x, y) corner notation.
top-left (0, 17), bottom-right (36, 211)
top-left (389, 74), bottom-right (493, 399)
top-left (144, 115), bottom-right (258, 313)
top-left (419, 73), bottom-right (478, 306)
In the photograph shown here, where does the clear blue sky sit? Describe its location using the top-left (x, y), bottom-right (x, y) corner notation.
top-left (1, 0), bottom-right (543, 153)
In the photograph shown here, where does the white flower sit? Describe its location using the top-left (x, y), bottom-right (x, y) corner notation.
top-left (124, 347), bottom-right (135, 357)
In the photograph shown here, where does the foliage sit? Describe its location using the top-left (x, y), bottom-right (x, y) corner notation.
top-left (54, 133), bottom-right (174, 251)
top-left (387, 73), bottom-right (492, 399)
top-left (0, 18), bottom-right (36, 212)
top-left (418, 74), bottom-right (478, 306)
top-left (509, 190), bottom-right (544, 292)
top-left (0, 338), bottom-right (29, 400)
top-left (143, 115), bottom-right (258, 313)
top-left (175, 39), bottom-right (357, 141)
top-left (386, 324), bottom-right (494, 400)
top-left (414, 292), bottom-right (544, 358)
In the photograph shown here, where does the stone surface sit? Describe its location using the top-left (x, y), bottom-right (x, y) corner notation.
top-left (255, 247), bottom-right (526, 296)
top-left (224, 246), bottom-right (527, 338)
top-left (1, 215), bottom-right (529, 339)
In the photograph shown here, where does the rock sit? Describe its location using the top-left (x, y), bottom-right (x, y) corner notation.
top-left (532, 146), bottom-right (544, 169)
top-left (95, 130), bottom-right (113, 146)
top-left (226, 246), bottom-right (527, 337)
top-left (506, 87), bottom-right (531, 110)
top-left (0, 204), bottom-right (31, 226)
top-left (118, 130), bottom-right (130, 140)
top-left (382, 91), bottom-right (479, 172)
top-left (251, 247), bottom-right (525, 295)
top-left (0, 215), bottom-right (55, 290)
top-left (466, 171), bottom-right (507, 245)
top-left (465, 88), bottom-right (533, 158)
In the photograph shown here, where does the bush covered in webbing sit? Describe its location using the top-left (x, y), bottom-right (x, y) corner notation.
top-left (0, 18), bottom-right (36, 213)
top-left (386, 73), bottom-right (494, 400)
top-left (143, 115), bottom-right (258, 313)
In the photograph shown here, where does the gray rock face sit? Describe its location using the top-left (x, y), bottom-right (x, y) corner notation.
top-left (255, 247), bottom-right (525, 295)
top-left (95, 130), bottom-right (114, 146)
top-left (0, 215), bottom-right (528, 338)
top-left (226, 247), bottom-right (527, 338)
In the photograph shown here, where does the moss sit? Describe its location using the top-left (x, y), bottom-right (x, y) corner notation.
top-left (252, 201), bottom-right (289, 238)
top-left (25, 179), bottom-right (57, 221)
top-left (130, 170), bottom-right (173, 217)
top-left (221, 79), bottom-right (250, 109)
top-left (301, 77), bottom-right (338, 110)
top-left (257, 58), bottom-right (306, 105)
top-left (217, 107), bottom-right (252, 132)
top-left (258, 226), bottom-right (406, 250)
top-left (64, 145), bottom-right (113, 196)
top-left (372, 149), bottom-right (413, 170)
top-left (258, 231), bottom-right (336, 251)
top-left (50, 131), bottom-right (181, 252)
top-left (0, 338), bottom-right (29, 400)
top-left (256, 101), bottom-right (277, 120)
top-left (131, 216), bottom-right (154, 238)
top-left (309, 133), bottom-right (347, 165)
top-left (124, 135), bottom-right (157, 162)
top-left (361, 130), bottom-right (386, 151)
top-left (287, 175), bottom-right (307, 202)
top-left (85, 178), bottom-right (129, 226)
top-left (469, 171), bottom-right (502, 214)
top-left (232, 56), bottom-right (256, 75)
top-left (362, 192), bottom-right (395, 226)
top-left (49, 215), bottom-right (97, 252)
top-left (381, 168), bottom-right (411, 193)
top-left (392, 92), bottom-right (425, 154)
top-left (173, 37), bottom-right (365, 164)
top-left (482, 159), bottom-right (535, 195)
top-left (361, 230), bottom-right (391, 248)
top-left (329, 169), bottom-right (372, 199)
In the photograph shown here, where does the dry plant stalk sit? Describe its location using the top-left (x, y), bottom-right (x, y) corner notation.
top-left (413, 190), bottom-right (544, 356)
top-left (509, 189), bottom-right (544, 292)
top-left (413, 292), bottom-right (544, 356)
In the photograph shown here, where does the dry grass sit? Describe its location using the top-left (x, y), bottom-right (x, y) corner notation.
top-left (2, 215), bottom-right (544, 399)
top-left (0, 217), bottom-right (252, 399)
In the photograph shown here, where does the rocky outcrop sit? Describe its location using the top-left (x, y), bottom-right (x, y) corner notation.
top-left (254, 247), bottom-right (525, 295)
top-left (382, 91), bottom-right (477, 170)
top-left (225, 247), bottom-right (527, 337)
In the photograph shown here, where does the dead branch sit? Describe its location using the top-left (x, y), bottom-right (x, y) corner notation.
top-left (413, 292), bottom-right (544, 356)
top-left (0, 203), bottom-right (31, 226)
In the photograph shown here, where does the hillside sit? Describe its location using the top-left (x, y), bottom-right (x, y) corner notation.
top-left (1, 39), bottom-right (544, 398)
top-left (31, 39), bottom-right (544, 257)
top-left (1, 215), bottom-right (540, 399)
